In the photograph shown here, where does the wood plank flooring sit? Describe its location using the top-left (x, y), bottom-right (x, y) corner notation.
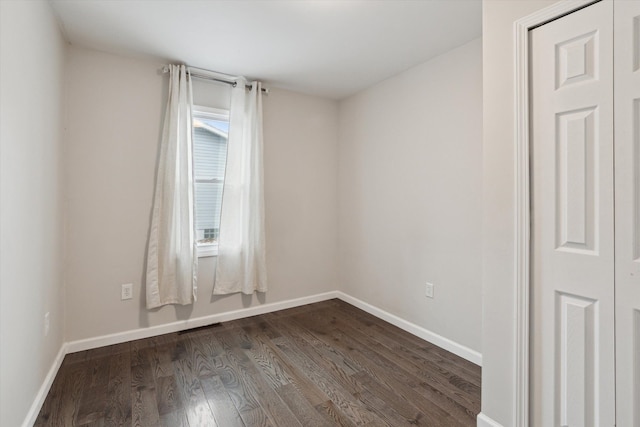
top-left (35, 299), bottom-right (481, 426)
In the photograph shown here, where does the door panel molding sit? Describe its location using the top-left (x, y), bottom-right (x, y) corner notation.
top-left (555, 106), bottom-right (598, 254)
top-left (556, 292), bottom-right (598, 426)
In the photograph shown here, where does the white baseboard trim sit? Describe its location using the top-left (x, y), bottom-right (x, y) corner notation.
top-left (27, 290), bottom-right (483, 427)
top-left (66, 291), bottom-right (483, 365)
top-left (477, 412), bottom-right (504, 427)
top-left (66, 291), bottom-right (340, 353)
top-left (22, 343), bottom-right (67, 427)
top-left (335, 292), bottom-right (482, 366)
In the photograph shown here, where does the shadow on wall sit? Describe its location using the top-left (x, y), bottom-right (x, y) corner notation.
top-left (138, 71), bottom-right (177, 328)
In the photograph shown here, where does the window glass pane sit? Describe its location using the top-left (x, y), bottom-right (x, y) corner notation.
top-left (193, 124), bottom-right (228, 180)
top-left (195, 181), bottom-right (223, 242)
top-left (199, 118), bottom-right (228, 134)
top-left (193, 111), bottom-right (228, 244)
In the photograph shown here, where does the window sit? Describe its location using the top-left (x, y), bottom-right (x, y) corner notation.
top-left (203, 228), bottom-right (217, 239)
top-left (192, 106), bottom-right (229, 257)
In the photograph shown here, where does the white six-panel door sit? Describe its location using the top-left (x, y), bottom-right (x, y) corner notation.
top-left (614, 1), bottom-right (640, 426)
top-left (530, 1), bottom-right (616, 425)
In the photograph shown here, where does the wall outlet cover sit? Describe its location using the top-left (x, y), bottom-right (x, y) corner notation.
top-left (44, 312), bottom-right (50, 336)
top-left (121, 283), bottom-right (133, 300)
top-left (425, 282), bottom-right (435, 298)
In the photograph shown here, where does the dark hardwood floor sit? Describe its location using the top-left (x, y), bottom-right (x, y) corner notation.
top-left (35, 299), bottom-right (481, 426)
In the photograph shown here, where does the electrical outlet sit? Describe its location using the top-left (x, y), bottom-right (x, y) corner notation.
top-left (44, 312), bottom-right (50, 336)
top-left (425, 282), bottom-right (435, 299)
top-left (121, 283), bottom-right (133, 300)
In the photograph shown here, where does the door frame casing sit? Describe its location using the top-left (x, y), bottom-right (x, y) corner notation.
top-left (512, 1), bottom-right (601, 426)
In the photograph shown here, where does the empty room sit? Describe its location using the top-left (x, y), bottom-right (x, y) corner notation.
top-left (1, 0), bottom-right (638, 426)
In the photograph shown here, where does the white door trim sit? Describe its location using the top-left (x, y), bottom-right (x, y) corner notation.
top-left (513, 1), bottom-right (600, 426)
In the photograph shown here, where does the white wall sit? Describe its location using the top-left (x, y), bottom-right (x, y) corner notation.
top-left (481, 2), bottom-right (557, 426)
top-left (64, 46), bottom-right (339, 342)
top-left (338, 39), bottom-right (483, 355)
top-left (0, 1), bottom-right (67, 426)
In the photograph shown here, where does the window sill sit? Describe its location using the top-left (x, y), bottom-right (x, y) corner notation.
top-left (197, 243), bottom-right (218, 258)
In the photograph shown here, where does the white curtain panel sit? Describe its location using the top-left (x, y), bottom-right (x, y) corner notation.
top-left (146, 64), bottom-right (197, 309)
top-left (214, 79), bottom-right (267, 295)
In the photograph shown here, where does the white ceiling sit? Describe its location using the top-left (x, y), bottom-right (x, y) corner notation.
top-left (50, 0), bottom-right (482, 99)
